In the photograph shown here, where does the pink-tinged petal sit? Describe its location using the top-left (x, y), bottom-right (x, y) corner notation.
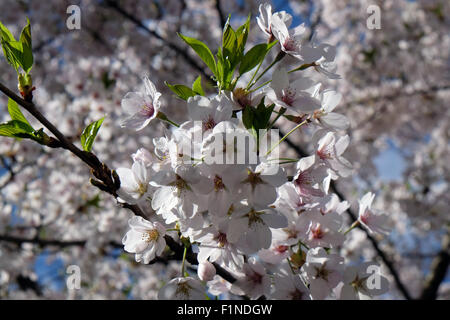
top-left (197, 246), bottom-right (214, 263)
top-left (359, 192), bottom-right (375, 210)
top-left (132, 160), bottom-right (147, 185)
top-left (292, 93), bottom-right (321, 112)
top-left (120, 112), bottom-right (151, 131)
top-left (128, 216), bottom-right (152, 231)
top-left (151, 186), bottom-right (175, 211)
top-left (321, 113), bottom-right (350, 130)
top-left (291, 77), bottom-right (315, 91)
top-left (187, 95), bottom-right (211, 121)
top-left (335, 135), bottom-right (350, 156)
top-left (297, 155), bottom-right (316, 172)
top-left (121, 92), bottom-right (145, 114)
top-left (143, 76), bottom-right (158, 99)
top-left (246, 223), bottom-right (272, 252)
top-left (291, 23), bottom-right (306, 38)
top-left (261, 210), bottom-right (288, 228)
top-left (310, 278), bottom-right (330, 300)
top-left (271, 68), bottom-right (290, 94)
top-left (322, 90), bottom-right (342, 112)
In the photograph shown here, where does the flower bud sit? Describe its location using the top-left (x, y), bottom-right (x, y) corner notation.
top-left (18, 72), bottom-right (35, 101)
top-left (197, 261), bottom-right (216, 282)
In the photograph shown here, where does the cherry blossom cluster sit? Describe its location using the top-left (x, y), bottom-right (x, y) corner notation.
top-left (116, 3), bottom-right (390, 300)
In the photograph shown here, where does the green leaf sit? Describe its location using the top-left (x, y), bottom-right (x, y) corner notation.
top-left (254, 97), bottom-right (275, 129)
top-left (165, 81), bottom-right (197, 100)
top-left (241, 97), bottom-right (275, 138)
top-left (235, 14), bottom-right (251, 58)
top-left (80, 117), bottom-right (105, 152)
top-left (1, 39), bottom-right (22, 71)
top-left (239, 41), bottom-right (278, 75)
top-left (21, 44), bottom-right (33, 73)
top-left (0, 18), bottom-right (33, 74)
top-left (192, 76), bottom-right (205, 96)
top-left (0, 120), bottom-right (35, 140)
top-left (222, 20), bottom-right (237, 63)
top-left (178, 33), bottom-right (217, 76)
top-left (19, 18), bottom-right (32, 48)
top-left (242, 106), bottom-right (254, 131)
top-left (19, 19), bottom-right (33, 73)
top-left (7, 98), bottom-right (33, 131)
top-left (0, 21), bottom-right (15, 42)
top-left (216, 47), bottom-right (233, 90)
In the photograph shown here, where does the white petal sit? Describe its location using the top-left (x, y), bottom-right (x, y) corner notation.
top-left (271, 68), bottom-right (289, 94)
top-left (121, 92), bottom-right (145, 114)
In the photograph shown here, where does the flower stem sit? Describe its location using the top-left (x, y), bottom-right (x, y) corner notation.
top-left (344, 220), bottom-right (360, 235)
top-left (248, 62), bottom-right (317, 93)
top-left (181, 246), bottom-right (188, 277)
top-left (266, 119), bottom-right (308, 156)
top-left (157, 111), bottom-right (180, 127)
top-left (248, 51), bottom-right (286, 90)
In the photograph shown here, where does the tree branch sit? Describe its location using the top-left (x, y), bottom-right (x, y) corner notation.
top-left (420, 229), bottom-right (450, 300)
top-left (215, 0), bottom-right (226, 30)
top-left (0, 81), bottom-right (236, 284)
top-left (103, 0), bottom-right (213, 83)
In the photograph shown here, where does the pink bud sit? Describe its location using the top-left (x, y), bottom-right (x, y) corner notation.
top-left (197, 261), bottom-right (216, 282)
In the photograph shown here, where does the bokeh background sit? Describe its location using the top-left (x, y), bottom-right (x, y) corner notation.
top-left (0, 0), bottom-right (448, 299)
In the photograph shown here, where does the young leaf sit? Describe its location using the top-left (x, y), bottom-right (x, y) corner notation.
top-left (21, 44), bottom-right (33, 74)
top-left (178, 33), bottom-right (217, 76)
top-left (165, 82), bottom-right (196, 100)
top-left (235, 14), bottom-right (251, 58)
top-left (80, 117), bottom-right (105, 152)
top-left (0, 120), bottom-right (35, 140)
top-left (192, 76), bottom-right (205, 96)
top-left (0, 21), bottom-right (15, 41)
top-left (1, 39), bottom-right (22, 71)
top-left (222, 22), bottom-right (237, 63)
top-left (19, 18), bottom-right (32, 48)
top-left (19, 18), bottom-right (33, 73)
top-left (7, 98), bottom-right (33, 132)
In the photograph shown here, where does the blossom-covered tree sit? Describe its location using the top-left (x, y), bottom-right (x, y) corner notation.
top-left (0, 0), bottom-right (448, 300)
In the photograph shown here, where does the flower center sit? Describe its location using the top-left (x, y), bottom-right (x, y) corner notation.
top-left (317, 145), bottom-right (333, 160)
top-left (275, 245), bottom-right (288, 254)
top-left (247, 208), bottom-right (264, 227)
top-left (310, 224), bottom-right (324, 239)
top-left (248, 271), bottom-right (263, 284)
top-left (142, 229), bottom-right (159, 242)
top-left (281, 88), bottom-right (296, 106)
top-left (203, 115), bottom-right (217, 131)
top-left (283, 38), bottom-right (298, 52)
top-left (137, 182), bottom-right (148, 196)
top-left (233, 88), bottom-right (252, 108)
top-left (315, 265), bottom-right (329, 281)
top-left (140, 103), bottom-right (155, 118)
top-left (216, 232), bottom-right (228, 247)
top-left (214, 175), bottom-right (225, 192)
top-left (242, 170), bottom-right (265, 191)
top-left (175, 281), bottom-right (192, 298)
